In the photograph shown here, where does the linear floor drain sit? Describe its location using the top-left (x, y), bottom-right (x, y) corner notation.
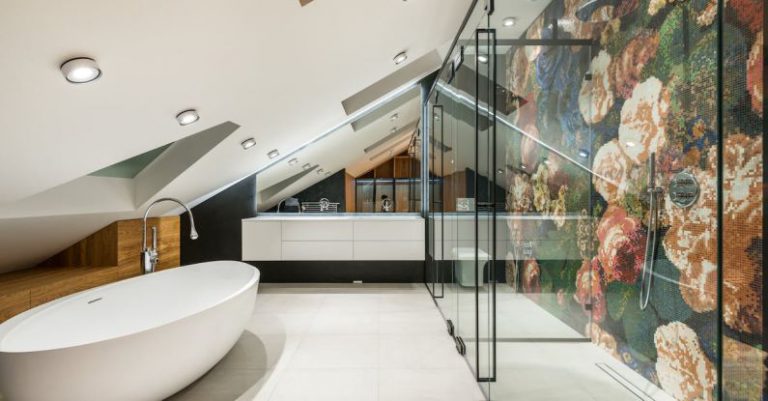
top-left (595, 363), bottom-right (660, 401)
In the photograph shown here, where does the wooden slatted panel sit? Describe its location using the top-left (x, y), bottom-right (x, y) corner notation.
top-left (0, 216), bottom-right (181, 322)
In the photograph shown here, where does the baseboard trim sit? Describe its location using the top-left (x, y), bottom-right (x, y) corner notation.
top-left (245, 260), bottom-right (424, 283)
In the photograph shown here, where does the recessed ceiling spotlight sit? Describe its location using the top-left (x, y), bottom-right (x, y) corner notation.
top-left (267, 149), bottom-right (280, 159)
top-left (302, 163), bottom-right (311, 170)
top-left (288, 158), bottom-right (298, 166)
top-left (176, 109), bottom-right (199, 126)
top-left (60, 57), bottom-right (101, 83)
top-left (391, 127), bottom-right (397, 134)
top-left (240, 138), bottom-right (256, 150)
top-left (625, 141), bottom-right (636, 147)
top-left (502, 17), bottom-right (517, 27)
top-left (393, 51), bottom-right (408, 65)
top-left (317, 168), bottom-right (324, 174)
top-left (477, 54), bottom-right (489, 64)
top-left (390, 113), bottom-right (399, 121)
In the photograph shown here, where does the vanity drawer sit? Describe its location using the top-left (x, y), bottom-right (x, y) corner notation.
top-left (282, 221), bottom-right (353, 241)
top-left (282, 241), bottom-right (354, 260)
top-left (354, 220), bottom-right (424, 241)
top-left (354, 240), bottom-right (423, 260)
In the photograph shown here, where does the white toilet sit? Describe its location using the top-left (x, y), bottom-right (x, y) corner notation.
top-left (452, 247), bottom-right (490, 287)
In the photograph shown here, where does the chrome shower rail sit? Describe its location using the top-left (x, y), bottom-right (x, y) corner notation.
top-left (640, 153), bottom-right (662, 310)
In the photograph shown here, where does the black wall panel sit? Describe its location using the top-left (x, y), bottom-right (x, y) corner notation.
top-left (181, 174), bottom-right (257, 264)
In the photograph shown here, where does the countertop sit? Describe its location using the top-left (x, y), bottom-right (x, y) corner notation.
top-left (243, 213), bottom-right (423, 221)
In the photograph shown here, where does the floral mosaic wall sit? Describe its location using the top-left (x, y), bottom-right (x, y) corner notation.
top-left (503, 0), bottom-right (764, 400)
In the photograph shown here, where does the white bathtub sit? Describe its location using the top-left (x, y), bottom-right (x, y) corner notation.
top-left (0, 261), bottom-right (259, 401)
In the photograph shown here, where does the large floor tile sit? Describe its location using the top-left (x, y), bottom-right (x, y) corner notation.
top-left (379, 334), bottom-right (465, 369)
top-left (320, 294), bottom-right (381, 312)
top-left (247, 312), bottom-right (316, 337)
top-left (290, 334), bottom-right (379, 368)
top-left (378, 293), bottom-right (436, 312)
top-left (379, 310), bottom-right (447, 335)
top-left (378, 368), bottom-right (486, 401)
top-left (269, 368), bottom-right (377, 401)
top-left (307, 311), bottom-right (379, 335)
top-left (253, 294), bottom-right (327, 314)
top-left (166, 368), bottom-right (271, 401)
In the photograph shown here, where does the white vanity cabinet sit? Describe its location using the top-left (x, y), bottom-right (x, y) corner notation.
top-left (242, 215), bottom-right (424, 261)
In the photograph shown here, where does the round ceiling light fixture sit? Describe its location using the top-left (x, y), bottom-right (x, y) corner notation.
top-left (390, 113), bottom-right (399, 121)
top-left (302, 163), bottom-right (311, 170)
top-left (502, 17), bottom-right (517, 27)
top-left (176, 109), bottom-right (200, 126)
top-left (477, 54), bottom-right (489, 64)
top-left (317, 168), bottom-right (325, 174)
top-left (267, 149), bottom-right (280, 159)
top-left (241, 138), bottom-right (256, 150)
top-left (288, 158), bottom-right (299, 166)
top-left (393, 51), bottom-right (408, 65)
top-left (60, 57), bottom-right (101, 83)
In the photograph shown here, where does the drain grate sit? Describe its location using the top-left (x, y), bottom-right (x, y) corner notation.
top-left (595, 363), bottom-right (659, 401)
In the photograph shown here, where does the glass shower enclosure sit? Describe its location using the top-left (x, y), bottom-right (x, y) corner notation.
top-left (424, 1), bottom-right (764, 400)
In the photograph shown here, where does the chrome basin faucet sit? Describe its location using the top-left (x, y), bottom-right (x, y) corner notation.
top-left (141, 197), bottom-right (199, 274)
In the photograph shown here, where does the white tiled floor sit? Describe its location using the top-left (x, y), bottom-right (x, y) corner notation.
top-left (166, 284), bottom-right (485, 401)
top-left (462, 341), bottom-right (676, 401)
top-left (167, 283), bottom-right (674, 401)
top-left (436, 283), bottom-right (585, 340)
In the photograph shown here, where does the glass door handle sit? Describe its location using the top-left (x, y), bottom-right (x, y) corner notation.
top-left (640, 152), bottom-right (662, 310)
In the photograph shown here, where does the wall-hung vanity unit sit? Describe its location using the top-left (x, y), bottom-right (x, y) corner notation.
top-left (242, 214), bottom-right (424, 262)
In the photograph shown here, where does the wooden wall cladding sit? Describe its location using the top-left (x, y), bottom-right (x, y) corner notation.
top-left (345, 173), bottom-right (356, 213)
top-left (374, 160), bottom-right (394, 178)
top-left (393, 155), bottom-right (419, 179)
top-left (0, 216), bottom-right (180, 322)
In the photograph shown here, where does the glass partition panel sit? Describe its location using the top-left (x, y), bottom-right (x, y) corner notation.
top-left (496, 41), bottom-right (594, 341)
top-left (426, 0), bottom-right (736, 400)
top-left (486, 1), bottom-right (723, 400)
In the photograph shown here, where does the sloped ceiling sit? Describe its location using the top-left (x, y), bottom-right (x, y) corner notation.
top-left (0, 0), bottom-right (474, 273)
top-left (256, 88), bottom-right (422, 210)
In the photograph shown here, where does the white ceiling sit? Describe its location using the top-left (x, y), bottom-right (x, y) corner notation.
top-left (0, 0), bottom-right (474, 273)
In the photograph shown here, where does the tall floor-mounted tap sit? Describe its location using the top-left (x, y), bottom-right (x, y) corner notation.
top-left (141, 197), bottom-right (199, 274)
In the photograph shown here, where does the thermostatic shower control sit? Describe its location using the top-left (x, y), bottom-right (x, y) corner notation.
top-left (668, 171), bottom-right (700, 208)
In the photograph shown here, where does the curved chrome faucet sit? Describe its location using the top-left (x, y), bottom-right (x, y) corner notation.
top-left (277, 197), bottom-right (301, 213)
top-left (141, 197), bottom-right (198, 274)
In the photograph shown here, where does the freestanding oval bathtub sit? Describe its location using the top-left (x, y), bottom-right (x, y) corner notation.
top-left (0, 261), bottom-right (259, 401)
